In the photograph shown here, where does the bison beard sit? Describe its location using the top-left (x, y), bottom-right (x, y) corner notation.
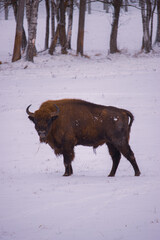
top-left (26, 99), bottom-right (141, 177)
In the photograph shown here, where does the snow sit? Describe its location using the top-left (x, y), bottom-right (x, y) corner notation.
top-left (0, 3), bottom-right (160, 240)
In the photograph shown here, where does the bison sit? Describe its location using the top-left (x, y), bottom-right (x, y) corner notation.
top-left (26, 99), bottom-right (141, 177)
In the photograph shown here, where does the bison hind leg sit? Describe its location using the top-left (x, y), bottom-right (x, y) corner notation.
top-left (117, 143), bottom-right (141, 176)
top-left (107, 143), bottom-right (121, 177)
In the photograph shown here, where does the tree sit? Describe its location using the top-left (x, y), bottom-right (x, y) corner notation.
top-left (44, 0), bottom-right (50, 50)
top-left (4, 0), bottom-right (9, 20)
top-left (155, 0), bottom-right (160, 46)
top-left (67, 0), bottom-right (74, 49)
top-left (49, 23), bottom-right (60, 54)
top-left (59, 0), bottom-right (67, 54)
top-left (49, 0), bottom-right (67, 54)
top-left (110, 0), bottom-right (122, 54)
top-left (87, 0), bottom-right (91, 14)
top-left (104, 0), bottom-right (110, 13)
top-left (140, 0), bottom-right (156, 53)
top-left (77, 0), bottom-right (86, 56)
top-left (12, 0), bottom-right (27, 53)
top-left (124, 0), bottom-right (128, 12)
top-left (12, 0), bottom-right (25, 62)
top-left (51, 0), bottom-right (56, 44)
top-left (26, 0), bottom-right (39, 62)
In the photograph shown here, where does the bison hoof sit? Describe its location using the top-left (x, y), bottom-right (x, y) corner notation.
top-left (108, 173), bottom-right (115, 177)
top-left (63, 165), bottom-right (73, 176)
top-left (63, 173), bottom-right (72, 177)
top-left (135, 171), bottom-right (141, 176)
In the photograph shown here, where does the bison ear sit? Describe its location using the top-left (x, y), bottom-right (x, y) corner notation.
top-left (28, 116), bottom-right (35, 123)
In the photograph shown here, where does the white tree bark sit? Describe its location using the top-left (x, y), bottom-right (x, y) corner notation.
top-left (26, 0), bottom-right (39, 62)
top-left (67, 0), bottom-right (73, 49)
top-left (140, 0), bottom-right (156, 52)
top-left (155, 0), bottom-right (160, 45)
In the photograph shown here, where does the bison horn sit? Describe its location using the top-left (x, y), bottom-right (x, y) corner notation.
top-left (51, 104), bottom-right (60, 117)
top-left (26, 104), bottom-right (34, 117)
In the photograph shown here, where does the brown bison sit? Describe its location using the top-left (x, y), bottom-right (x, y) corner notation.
top-left (26, 99), bottom-right (141, 177)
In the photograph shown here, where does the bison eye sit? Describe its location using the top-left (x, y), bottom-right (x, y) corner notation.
top-left (47, 116), bottom-right (57, 125)
top-left (46, 119), bottom-right (51, 125)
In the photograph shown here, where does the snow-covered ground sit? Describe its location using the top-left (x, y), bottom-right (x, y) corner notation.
top-left (0, 3), bottom-right (160, 240)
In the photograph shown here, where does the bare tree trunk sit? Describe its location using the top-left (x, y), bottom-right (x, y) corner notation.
top-left (88, 0), bottom-right (91, 14)
top-left (140, 0), bottom-right (151, 52)
top-left (150, 0), bottom-right (156, 47)
top-left (140, 0), bottom-right (156, 52)
top-left (155, 0), bottom-right (160, 45)
top-left (49, 0), bottom-right (67, 55)
top-left (104, 0), bottom-right (111, 13)
top-left (105, 0), bottom-right (110, 13)
top-left (56, 0), bottom-right (60, 44)
top-left (11, 0), bottom-right (18, 17)
top-left (5, 0), bottom-right (8, 20)
top-left (22, 28), bottom-right (27, 52)
top-left (45, 0), bottom-right (50, 50)
top-left (12, 0), bottom-right (27, 53)
top-left (103, 0), bottom-right (107, 11)
top-left (51, 0), bottom-right (55, 43)
top-left (77, 0), bottom-right (86, 56)
top-left (110, 0), bottom-right (122, 54)
top-left (59, 0), bottom-right (67, 54)
top-left (12, 0), bottom-right (25, 62)
top-left (26, 0), bottom-right (39, 62)
top-left (124, 0), bottom-right (128, 12)
top-left (67, 0), bottom-right (73, 49)
top-left (49, 24), bottom-right (60, 54)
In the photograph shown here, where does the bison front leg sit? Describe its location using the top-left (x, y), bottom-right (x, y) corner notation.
top-left (63, 150), bottom-right (74, 176)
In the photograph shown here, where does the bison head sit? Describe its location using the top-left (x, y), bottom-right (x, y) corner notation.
top-left (26, 104), bottom-right (59, 142)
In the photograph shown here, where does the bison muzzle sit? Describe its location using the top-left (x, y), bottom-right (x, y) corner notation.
top-left (26, 99), bottom-right (141, 177)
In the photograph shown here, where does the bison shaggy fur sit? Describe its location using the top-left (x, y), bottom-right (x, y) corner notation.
top-left (26, 99), bottom-right (141, 177)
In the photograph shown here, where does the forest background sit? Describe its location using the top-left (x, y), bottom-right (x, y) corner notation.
top-left (0, 0), bottom-right (160, 63)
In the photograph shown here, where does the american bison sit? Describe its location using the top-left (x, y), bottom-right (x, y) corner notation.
top-left (26, 99), bottom-right (141, 177)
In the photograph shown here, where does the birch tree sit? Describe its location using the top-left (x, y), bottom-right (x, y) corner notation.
top-left (59, 0), bottom-right (67, 54)
top-left (155, 0), bottom-right (160, 46)
top-left (67, 0), bottom-right (74, 49)
top-left (26, 0), bottom-right (39, 62)
top-left (51, 0), bottom-right (55, 44)
top-left (4, 0), bottom-right (9, 20)
top-left (104, 0), bottom-right (110, 13)
top-left (45, 0), bottom-right (50, 50)
top-left (49, 0), bottom-right (60, 55)
top-left (87, 0), bottom-right (91, 14)
top-left (124, 0), bottom-right (128, 12)
top-left (140, 0), bottom-right (156, 53)
top-left (49, 0), bottom-right (67, 54)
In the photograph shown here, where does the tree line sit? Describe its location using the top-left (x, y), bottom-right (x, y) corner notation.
top-left (0, 0), bottom-right (160, 62)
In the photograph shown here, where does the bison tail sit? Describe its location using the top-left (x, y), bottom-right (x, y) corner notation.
top-left (124, 110), bottom-right (134, 142)
top-left (126, 110), bottom-right (134, 131)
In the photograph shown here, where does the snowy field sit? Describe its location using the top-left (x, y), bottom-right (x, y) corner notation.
top-left (0, 3), bottom-right (160, 240)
